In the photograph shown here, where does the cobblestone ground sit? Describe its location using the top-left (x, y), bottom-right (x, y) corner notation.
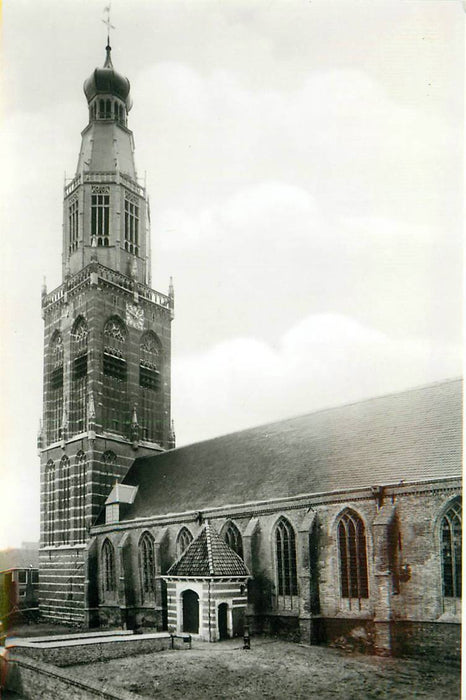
top-left (71, 637), bottom-right (461, 699)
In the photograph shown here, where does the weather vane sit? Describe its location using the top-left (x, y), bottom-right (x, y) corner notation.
top-left (102, 4), bottom-right (115, 44)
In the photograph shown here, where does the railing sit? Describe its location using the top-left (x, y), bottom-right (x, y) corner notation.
top-left (42, 264), bottom-right (171, 312)
top-left (64, 171), bottom-right (145, 198)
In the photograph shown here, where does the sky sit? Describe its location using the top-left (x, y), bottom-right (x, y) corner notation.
top-left (0, 0), bottom-right (463, 549)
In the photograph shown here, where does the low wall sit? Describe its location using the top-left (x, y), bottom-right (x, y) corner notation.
top-left (1, 652), bottom-right (144, 700)
top-left (5, 631), bottom-right (189, 666)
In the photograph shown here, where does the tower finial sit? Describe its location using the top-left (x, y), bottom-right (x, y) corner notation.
top-left (102, 4), bottom-right (115, 68)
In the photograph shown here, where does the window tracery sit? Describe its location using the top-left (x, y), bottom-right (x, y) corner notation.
top-left (139, 532), bottom-right (155, 600)
top-left (103, 318), bottom-right (127, 434)
top-left (102, 539), bottom-right (116, 594)
top-left (70, 317), bottom-right (88, 435)
top-left (223, 521), bottom-right (244, 559)
top-left (337, 510), bottom-right (368, 605)
top-left (139, 332), bottom-right (161, 441)
top-left (48, 332), bottom-right (64, 443)
top-left (275, 517), bottom-right (298, 603)
top-left (176, 527), bottom-right (193, 559)
top-left (44, 460), bottom-right (55, 546)
top-left (441, 499), bottom-right (462, 599)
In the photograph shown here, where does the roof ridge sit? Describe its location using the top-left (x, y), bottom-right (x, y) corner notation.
top-left (205, 522), bottom-right (214, 575)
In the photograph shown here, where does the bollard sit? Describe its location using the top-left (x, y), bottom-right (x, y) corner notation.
top-left (243, 624), bottom-right (250, 650)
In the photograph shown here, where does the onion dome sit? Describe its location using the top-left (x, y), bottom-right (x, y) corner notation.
top-left (83, 43), bottom-right (133, 111)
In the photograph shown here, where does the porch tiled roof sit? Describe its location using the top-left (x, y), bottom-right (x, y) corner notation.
top-left (167, 522), bottom-right (249, 578)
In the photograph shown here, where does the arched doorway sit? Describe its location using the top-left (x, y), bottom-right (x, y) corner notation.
top-left (218, 602), bottom-right (228, 640)
top-left (182, 589), bottom-right (199, 634)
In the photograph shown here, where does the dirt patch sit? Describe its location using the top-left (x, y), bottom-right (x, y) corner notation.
top-left (69, 637), bottom-right (460, 699)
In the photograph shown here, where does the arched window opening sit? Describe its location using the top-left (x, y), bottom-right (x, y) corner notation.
top-left (176, 527), bottom-right (193, 559)
top-left (223, 521), bottom-right (243, 559)
top-left (338, 510), bottom-right (369, 604)
top-left (124, 194), bottom-right (139, 256)
top-left (102, 539), bottom-right (116, 594)
top-left (99, 99), bottom-right (104, 119)
top-left (91, 186), bottom-right (110, 246)
top-left (103, 317), bottom-right (128, 434)
top-left (139, 332), bottom-right (161, 442)
top-left (106, 99), bottom-right (111, 119)
top-left (68, 196), bottom-right (79, 254)
top-left (75, 452), bottom-right (86, 543)
top-left (139, 532), bottom-right (155, 600)
top-left (275, 517), bottom-right (298, 603)
top-left (441, 499), bottom-right (462, 598)
top-left (70, 317), bottom-right (88, 436)
top-left (59, 456), bottom-right (71, 544)
top-left (44, 460), bottom-right (55, 546)
top-left (48, 332), bottom-right (63, 444)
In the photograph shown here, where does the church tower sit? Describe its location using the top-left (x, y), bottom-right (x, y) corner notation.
top-left (38, 41), bottom-right (174, 624)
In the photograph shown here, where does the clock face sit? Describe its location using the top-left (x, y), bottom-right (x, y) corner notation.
top-left (126, 302), bottom-right (145, 330)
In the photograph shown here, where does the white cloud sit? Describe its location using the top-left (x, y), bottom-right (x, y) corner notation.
top-left (173, 313), bottom-right (462, 445)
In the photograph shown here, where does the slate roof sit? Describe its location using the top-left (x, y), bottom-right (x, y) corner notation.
top-left (119, 379), bottom-right (462, 521)
top-left (167, 523), bottom-right (249, 577)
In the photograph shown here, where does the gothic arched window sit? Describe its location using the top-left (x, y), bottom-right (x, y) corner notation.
top-left (139, 331), bottom-right (161, 442)
top-left (337, 510), bottom-right (369, 602)
top-left (223, 521), bottom-right (244, 560)
top-left (176, 527), bottom-right (193, 559)
top-left (275, 517), bottom-right (298, 601)
top-left (75, 451), bottom-right (86, 543)
top-left (59, 456), bottom-right (71, 544)
top-left (139, 532), bottom-right (155, 600)
top-left (70, 317), bottom-right (88, 436)
top-left (44, 460), bottom-right (55, 546)
top-left (441, 499), bottom-right (462, 599)
top-left (48, 331), bottom-right (63, 444)
top-left (100, 450), bottom-right (118, 502)
top-left (103, 317), bottom-right (128, 435)
top-left (102, 539), bottom-right (116, 593)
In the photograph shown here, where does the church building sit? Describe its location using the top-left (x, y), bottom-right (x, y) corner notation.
top-left (39, 43), bottom-right (462, 659)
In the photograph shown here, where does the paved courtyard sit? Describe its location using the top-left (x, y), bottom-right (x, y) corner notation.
top-left (70, 637), bottom-right (460, 699)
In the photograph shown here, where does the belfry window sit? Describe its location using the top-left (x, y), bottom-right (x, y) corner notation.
top-left (48, 332), bottom-right (63, 444)
top-left (275, 517), bottom-right (298, 601)
top-left (102, 539), bottom-right (116, 593)
top-left (70, 317), bottom-right (88, 436)
top-left (176, 527), bottom-right (193, 559)
top-left (139, 532), bottom-right (156, 600)
top-left (441, 499), bottom-right (462, 598)
top-left (44, 460), bottom-right (55, 546)
top-left (124, 196), bottom-right (139, 255)
top-left (139, 332), bottom-right (161, 442)
top-left (338, 510), bottom-right (369, 604)
top-left (103, 317), bottom-right (128, 435)
top-left (69, 197), bottom-right (79, 253)
top-left (91, 189), bottom-right (110, 246)
top-left (223, 521), bottom-right (244, 559)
